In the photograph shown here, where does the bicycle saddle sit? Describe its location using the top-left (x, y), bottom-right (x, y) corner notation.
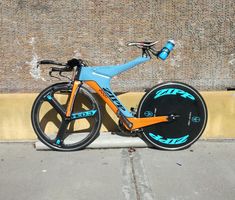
top-left (127, 40), bottom-right (158, 48)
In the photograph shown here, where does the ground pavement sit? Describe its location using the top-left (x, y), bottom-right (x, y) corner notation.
top-left (0, 141), bottom-right (234, 200)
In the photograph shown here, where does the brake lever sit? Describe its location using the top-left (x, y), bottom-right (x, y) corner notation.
top-left (49, 69), bottom-right (61, 80)
top-left (59, 71), bottom-right (72, 81)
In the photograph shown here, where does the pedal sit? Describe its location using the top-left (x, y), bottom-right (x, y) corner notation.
top-left (118, 120), bottom-right (139, 137)
top-left (117, 110), bottom-right (133, 129)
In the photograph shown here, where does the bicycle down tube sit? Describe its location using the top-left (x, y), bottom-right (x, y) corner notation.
top-left (68, 56), bottom-right (169, 130)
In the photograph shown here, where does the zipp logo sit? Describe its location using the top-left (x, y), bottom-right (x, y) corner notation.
top-left (154, 88), bottom-right (195, 101)
top-left (149, 133), bottom-right (189, 145)
top-left (102, 88), bottom-right (126, 111)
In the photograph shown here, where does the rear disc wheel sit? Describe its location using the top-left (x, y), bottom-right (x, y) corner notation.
top-left (137, 82), bottom-right (207, 150)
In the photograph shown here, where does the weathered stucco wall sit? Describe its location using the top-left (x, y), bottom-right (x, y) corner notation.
top-left (0, 0), bottom-right (234, 92)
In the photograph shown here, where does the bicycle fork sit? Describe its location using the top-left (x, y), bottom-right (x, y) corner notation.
top-left (66, 81), bottom-right (80, 117)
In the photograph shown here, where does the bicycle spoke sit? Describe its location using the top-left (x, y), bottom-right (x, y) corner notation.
top-left (43, 94), bottom-right (66, 117)
top-left (54, 120), bottom-right (69, 146)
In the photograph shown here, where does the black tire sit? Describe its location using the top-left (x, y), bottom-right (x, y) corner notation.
top-left (137, 82), bottom-right (207, 150)
top-left (31, 82), bottom-right (102, 151)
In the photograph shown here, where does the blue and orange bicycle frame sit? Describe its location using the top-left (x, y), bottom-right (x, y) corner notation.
top-left (66, 56), bottom-right (169, 131)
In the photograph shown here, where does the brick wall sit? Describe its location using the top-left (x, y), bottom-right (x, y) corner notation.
top-left (0, 0), bottom-right (234, 92)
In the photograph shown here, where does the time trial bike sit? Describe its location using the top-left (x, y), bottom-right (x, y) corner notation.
top-left (31, 40), bottom-right (207, 151)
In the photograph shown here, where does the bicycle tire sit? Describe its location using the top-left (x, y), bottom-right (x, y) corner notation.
top-left (137, 82), bottom-right (207, 150)
top-left (31, 82), bottom-right (102, 151)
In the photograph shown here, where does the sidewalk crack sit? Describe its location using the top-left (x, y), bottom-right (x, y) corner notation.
top-left (129, 151), bottom-right (141, 200)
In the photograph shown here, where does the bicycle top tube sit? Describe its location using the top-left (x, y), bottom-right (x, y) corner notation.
top-left (78, 56), bottom-right (150, 84)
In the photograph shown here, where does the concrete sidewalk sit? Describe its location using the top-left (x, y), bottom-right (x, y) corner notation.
top-left (35, 132), bottom-right (148, 150)
top-left (0, 141), bottom-right (234, 200)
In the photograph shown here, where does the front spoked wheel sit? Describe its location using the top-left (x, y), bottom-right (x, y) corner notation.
top-left (31, 82), bottom-right (102, 151)
top-left (137, 82), bottom-right (207, 150)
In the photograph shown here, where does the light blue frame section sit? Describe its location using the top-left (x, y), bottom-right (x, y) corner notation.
top-left (79, 56), bottom-right (150, 117)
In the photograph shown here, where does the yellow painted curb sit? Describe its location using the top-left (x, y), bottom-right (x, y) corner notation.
top-left (0, 91), bottom-right (234, 140)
